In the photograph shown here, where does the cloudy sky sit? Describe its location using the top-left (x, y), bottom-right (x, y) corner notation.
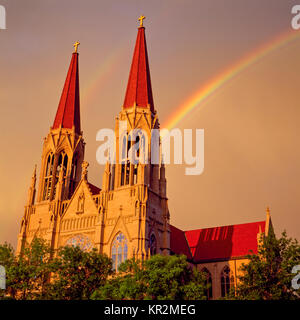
top-left (1, 0), bottom-right (300, 246)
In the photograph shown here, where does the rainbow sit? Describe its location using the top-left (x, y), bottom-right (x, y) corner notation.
top-left (81, 47), bottom-right (126, 106)
top-left (162, 29), bottom-right (300, 130)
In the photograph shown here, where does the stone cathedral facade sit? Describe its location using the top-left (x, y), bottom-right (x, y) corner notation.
top-left (17, 19), bottom-right (273, 299)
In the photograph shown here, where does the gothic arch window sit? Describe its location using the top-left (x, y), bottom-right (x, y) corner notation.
top-left (130, 130), bottom-right (144, 162)
top-left (140, 133), bottom-right (146, 160)
top-left (121, 134), bottom-right (128, 163)
top-left (65, 234), bottom-right (93, 251)
top-left (201, 267), bottom-right (213, 299)
top-left (131, 133), bottom-right (141, 185)
top-left (131, 131), bottom-right (142, 184)
top-left (135, 135), bottom-right (140, 159)
top-left (149, 233), bottom-right (157, 255)
top-left (120, 133), bottom-right (130, 186)
top-left (43, 152), bottom-right (54, 200)
top-left (111, 232), bottom-right (128, 271)
top-left (69, 155), bottom-right (79, 198)
top-left (221, 266), bottom-right (234, 297)
top-left (56, 152), bottom-right (68, 178)
top-left (53, 152), bottom-right (68, 198)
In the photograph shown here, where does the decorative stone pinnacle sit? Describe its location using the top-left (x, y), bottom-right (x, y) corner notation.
top-left (81, 161), bottom-right (89, 179)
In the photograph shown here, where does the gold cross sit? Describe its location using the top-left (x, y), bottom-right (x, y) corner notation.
top-left (138, 15), bottom-right (146, 27)
top-left (73, 41), bottom-right (80, 53)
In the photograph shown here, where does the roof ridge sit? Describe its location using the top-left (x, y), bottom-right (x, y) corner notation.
top-left (184, 219), bottom-right (266, 233)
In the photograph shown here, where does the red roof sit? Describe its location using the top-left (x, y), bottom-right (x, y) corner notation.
top-left (170, 225), bottom-right (192, 260)
top-left (87, 182), bottom-right (101, 195)
top-left (52, 53), bottom-right (81, 134)
top-left (123, 27), bottom-right (154, 112)
top-left (171, 221), bottom-right (265, 262)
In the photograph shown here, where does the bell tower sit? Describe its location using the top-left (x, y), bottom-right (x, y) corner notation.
top-left (99, 18), bottom-right (170, 267)
top-left (37, 44), bottom-right (84, 203)
top-left (17, 43), bottom-right (85, 254)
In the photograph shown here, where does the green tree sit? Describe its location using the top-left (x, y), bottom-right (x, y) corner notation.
top-left (47, 246), bottom-right (112, 300)
top-left (0, 242), bottom-right (15, 299)
top-left (92, 254), bottom-right (207, 300)
top-left (227, 231), bottom-right (300, 300)
top-left (0, 238), bottom-right (54, 299)
top-left (0, 242), bottom-right (14, 267)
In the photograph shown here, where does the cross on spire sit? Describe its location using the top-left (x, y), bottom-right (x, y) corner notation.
top-left (73, 41), bottom-right (80, 53)
top-left (138, 15), bottom-right (145, 28)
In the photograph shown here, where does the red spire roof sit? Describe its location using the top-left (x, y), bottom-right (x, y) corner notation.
top-left (123, 27), bottom-right (154, 112)
top-left (52, 52), bottom-right (81, 134)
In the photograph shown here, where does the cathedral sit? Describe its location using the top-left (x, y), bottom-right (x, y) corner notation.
top-left (17, 17), bottom-right (273, 299)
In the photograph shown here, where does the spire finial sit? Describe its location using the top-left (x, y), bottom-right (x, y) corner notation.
top-left (266, 206), bottom-right (270, 216)
top-left (138, 15), bottom-right (146, 28)
top-left (73, 41), bottom-right (80, 53)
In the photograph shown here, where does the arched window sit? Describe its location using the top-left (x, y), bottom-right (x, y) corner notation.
top-left (201, 268), bottom-right (213, 299)
top-left (140, 133), bottom-right (147, 164)
top-left (53, 152), bottom-right (68, 198)
top-left (135, 135), bottom-right (140, 158)
top-left (132, 130), bottom-right (147, 164)
top-left (221, 266), bottom-right (234, 297)
top-left (69, 156), bottom-right (79, 198)
top-left (111, 232), bottom-right (128, 271)
top-left (149, 234), bottom-right (157, 255)
top-left (65, 234), bottom-right (93, 251)
top-left (56, 152), bottom-right (68, 178)
top-left (130, 131), bottom-right (142, 164)
top-left (121, 135), bottom-right (127, 163)
top-left (133, 136), bottom-right (141, 184)
top-left (120, 133), bottom-right (130, 186)
top-left (43, 152), bottom-right (54, 200)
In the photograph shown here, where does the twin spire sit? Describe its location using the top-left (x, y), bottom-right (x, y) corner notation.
top-left (52, 16), bottom-right (154, 133)
top-left (123, 16), bottom-right (155, 112)
top-left (52, 43), bottom-right (81, 134)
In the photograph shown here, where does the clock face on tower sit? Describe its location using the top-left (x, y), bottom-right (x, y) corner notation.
top-left (65, 234), bottom-right (93, 251)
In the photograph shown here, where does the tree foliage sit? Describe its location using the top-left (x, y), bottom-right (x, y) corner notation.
top-left (0, 238), bottom-right (53, 299)
top-left (0, 239), bottom-right (112, 300)
top-left (1, 231), bottom-right (299, 300)
top-left (91, 254), bottom-right (207, 300)
top-left (46, 246), bottom-right (112, 300)
top-left (227, 231), bottom-right (300, 300)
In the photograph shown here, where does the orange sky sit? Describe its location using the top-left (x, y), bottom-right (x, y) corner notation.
top-left (1, 0), bottom-right (300, 246)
